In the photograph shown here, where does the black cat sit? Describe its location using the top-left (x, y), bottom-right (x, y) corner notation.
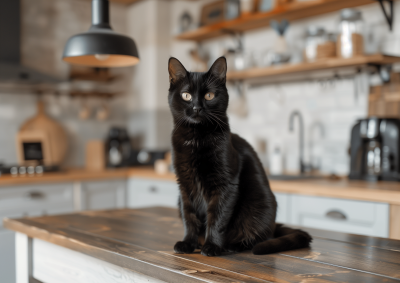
top-left (168, 56), bottom-right (312, 256)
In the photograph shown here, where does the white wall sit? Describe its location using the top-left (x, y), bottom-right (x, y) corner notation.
top-left (126, 0), bottom-right (174, 149)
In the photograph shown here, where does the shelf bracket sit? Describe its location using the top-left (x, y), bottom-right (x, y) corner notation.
top-left (376, 0), bottom-right (394, 30)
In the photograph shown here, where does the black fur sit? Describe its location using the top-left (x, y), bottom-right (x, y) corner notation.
top-left (168, 57), bottom-right (312, 256)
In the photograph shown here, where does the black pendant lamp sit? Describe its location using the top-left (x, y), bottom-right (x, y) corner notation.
top-left (63, 0), bottom-right (139, 67)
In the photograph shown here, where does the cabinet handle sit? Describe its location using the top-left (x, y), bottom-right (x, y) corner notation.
top-left (326, 210), bottom-right (347, 220)
top-left (26, 191), bottom-right (45, 200)
top-left (149, 187), bottom-right (158, 193)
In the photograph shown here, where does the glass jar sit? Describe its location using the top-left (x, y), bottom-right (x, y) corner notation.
top-left (337, 9), bottom-right (364, 58)
top-left (304, 26), bottom-right (327, 62)
top-left (225, 49), bottom-right (254, 71)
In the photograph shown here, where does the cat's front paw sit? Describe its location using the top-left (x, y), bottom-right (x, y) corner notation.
top-left (201, 242), bottom-right (222, 257)
top-left (174, 241), bottom-right (196, 254)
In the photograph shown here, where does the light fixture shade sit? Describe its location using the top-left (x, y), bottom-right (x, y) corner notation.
top-left (62, 0), bottom-right (139, 68)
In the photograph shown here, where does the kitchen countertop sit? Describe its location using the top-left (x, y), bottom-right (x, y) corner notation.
top-left (1, 167), bottom-right (399, 205)
top-left (0, 167), bottom-right (176, 186)
top-left (4, 207), bottom-right (400, 282)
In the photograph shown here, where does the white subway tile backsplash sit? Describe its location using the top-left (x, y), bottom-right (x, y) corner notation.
top-left (227, 72), bottom-right (368, 174)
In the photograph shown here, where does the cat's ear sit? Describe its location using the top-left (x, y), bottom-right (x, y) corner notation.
top-left (168, 57), bottom-right (187, 84)
top-left (209, 57), bottom-right (227, 80)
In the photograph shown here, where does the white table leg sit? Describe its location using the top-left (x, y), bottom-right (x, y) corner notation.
top-left (73, 181), bottom-right (83, 211)
top-left (15, 232), bottom-right (32, 283)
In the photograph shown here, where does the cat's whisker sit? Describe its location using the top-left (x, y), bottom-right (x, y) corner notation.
top-left (208, 113), bottom-right (229, 128)
top-left (172, 114), bottom-right (188, 135)
top-left (203, 114), bottom-right (219, 132)
top-left (210, 110), bottom-right (229, 117)
top-left (210, 113), bottom-right (229, 125)
top-left (210, 111), bottom-right (229, 118)
top-left (207, 114), bottom-right (225, 133)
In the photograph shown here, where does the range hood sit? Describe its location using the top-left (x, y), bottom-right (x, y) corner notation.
top-left (0, 0), bottom-right (61, 84)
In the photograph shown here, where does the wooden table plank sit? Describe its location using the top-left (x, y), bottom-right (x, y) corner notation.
top-left (4, 218), bottom-right (271, 283)
top-left (4, 207), bottom-right (400, 283)
top-left (17, 210), bottom-right (182, 251)
top-left (298, 226), bottom-right (400, 252)
top-left (163, 251), bottom-right (400, 283)
top-left (14, 211), bottom-right (400, 281)
top-left (281, 238), bottom-right (400, 280)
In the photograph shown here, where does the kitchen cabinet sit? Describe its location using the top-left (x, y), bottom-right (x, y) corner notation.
top-left (289, 195), bottom-right (389, 238)
top-left (127, 178), bottom-right (179, 208)
top-left (81, 180), bottom-right (127, 210)
top-left (0, 230), bottom-right (15, 283)
top-left (0, 179), bottom-right (127, 283)
top-left (275, 192), bottom-right (290, 224)
top-left (0, 183), bottom-right (74, 222)
top-left (0, 183), bottom-right (74, 283)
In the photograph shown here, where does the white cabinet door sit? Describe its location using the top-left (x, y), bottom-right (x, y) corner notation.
top-left (0, 183), bottom-right (74, 226)
top-left (275, 192), bottom-right (290, 224)
top-left (128, 178), bottom-right (179, 208)
top-left (81, 180), bottom-right (126, 210)
top-left (0, 230), bottom-right (15, 283)
top-left (289, 195), bottom-right (389, 237)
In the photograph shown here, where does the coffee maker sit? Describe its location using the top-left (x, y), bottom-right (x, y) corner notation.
top-left (105, 127), bottom-right (132, 168)
top-left (349, 118), bottom-right (400, 181)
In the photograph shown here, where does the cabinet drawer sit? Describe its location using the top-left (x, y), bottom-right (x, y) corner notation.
top-left (290, 195), bottom-right (389, 237)
top-left (128, 178), bottom-right (179, 208)
top-left (81, 180), bottom-right (126, 210)
top-left (0, 183), bottom-right (74, 230)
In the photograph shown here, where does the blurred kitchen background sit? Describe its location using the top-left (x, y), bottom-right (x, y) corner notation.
top-left (0, 0), bottom-right (399, 173)
top-left (1, 0), bottom-right (400, 174)
top-left (1, 0), bottom-right (400, 281)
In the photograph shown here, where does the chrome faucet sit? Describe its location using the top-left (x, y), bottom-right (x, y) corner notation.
top-left (289, 110), bottom-right (306, 174)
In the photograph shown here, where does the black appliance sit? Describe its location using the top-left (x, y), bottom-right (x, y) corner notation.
top-left (349, 118), bottom-right (400, 181)
top-left (105, 127), bottom-right (132, 168)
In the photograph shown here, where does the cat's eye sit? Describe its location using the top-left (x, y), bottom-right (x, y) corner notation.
top-left (205, 93), bottom-right (215, 101)
top-left (181, 92), bottom-right (192, 101)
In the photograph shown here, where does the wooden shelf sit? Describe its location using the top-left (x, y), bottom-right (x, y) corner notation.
top-left (70, 68), bottom-right (119, 83)
top-left (108, 0), bottom-right (198, 4)
top-left (69, 90), bottom-right (120, 98)
top-left (176, 0), bottom-right (377, 42)
top-left (226, 54), bottom-right (400, 81)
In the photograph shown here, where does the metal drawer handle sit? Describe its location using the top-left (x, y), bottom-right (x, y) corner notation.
top-left (149, 187), bottom-right (158, 193)
top-left (326, 210), bottom-right (347, 220)
top-left (27, 191), bottom-right (45, 200)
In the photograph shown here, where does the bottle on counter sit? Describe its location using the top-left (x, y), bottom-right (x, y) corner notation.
top-left (270, 147), bottom-right (284, 175)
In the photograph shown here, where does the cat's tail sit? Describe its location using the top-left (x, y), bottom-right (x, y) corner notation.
top-left (252, 224), bottom-right (312, 255)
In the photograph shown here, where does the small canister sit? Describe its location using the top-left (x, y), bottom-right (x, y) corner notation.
top-left (337, 9), bottom-right (364, 58)
top-left (304, 27), bottom-right (336, 62)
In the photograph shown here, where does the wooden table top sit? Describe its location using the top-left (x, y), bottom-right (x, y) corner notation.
top-left (4, 207), bottom-right (400, 283)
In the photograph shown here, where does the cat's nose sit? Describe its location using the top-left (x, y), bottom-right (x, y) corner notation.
top-left (193, 106), bottom-right (202, 113)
